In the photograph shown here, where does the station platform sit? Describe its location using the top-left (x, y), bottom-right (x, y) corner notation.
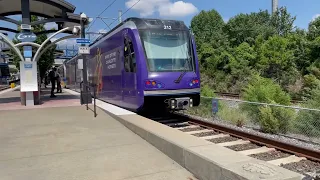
top-left (0, 87), bottom-right (197, 180)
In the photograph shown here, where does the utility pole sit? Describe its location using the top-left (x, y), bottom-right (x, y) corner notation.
top-left (80, 12), bottom-right (92, 104)
top-left (272, 0), bottom-right (278, 14)
top-left (118, 10), bottom-right (122, 23)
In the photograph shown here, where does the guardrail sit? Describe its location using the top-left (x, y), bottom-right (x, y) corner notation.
top-left (80, 82), bottom-right (97, 117)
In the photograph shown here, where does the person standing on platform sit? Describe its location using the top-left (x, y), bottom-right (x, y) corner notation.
top-left (56, 72), bottom-right (62, 93)
top-left (48, 67), bottom-right (57, 98)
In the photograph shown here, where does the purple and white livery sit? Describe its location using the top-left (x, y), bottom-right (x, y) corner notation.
top-left (64, 17), bottom-right (201, 112)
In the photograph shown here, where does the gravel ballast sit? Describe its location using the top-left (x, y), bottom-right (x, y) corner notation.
top-left (177, 112), bottom-right (320, 152)
top-left (249, 150), bottom-right (291, 161)
top-left (227, 143), bottom-right (260, 151)
top-left (179, 127), bottom-right (204, 132)
top-left (191, 131), bottom-right (218, 137)
top-left (281, 160), bottom-right (320, 179)
top-left (207, 136), bottom-right (239, 143)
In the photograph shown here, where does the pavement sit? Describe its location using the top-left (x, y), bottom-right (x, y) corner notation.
top-left (0, 87), bottom-right (80, 110)
top-left (0, 88), bottom-right (198, 180)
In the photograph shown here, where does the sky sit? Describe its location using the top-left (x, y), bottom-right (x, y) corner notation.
top-left (1, 0), bottom-right (320, 48)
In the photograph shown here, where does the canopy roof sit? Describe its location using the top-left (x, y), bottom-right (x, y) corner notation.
top-left (0, 0), bottom-right (75, 18)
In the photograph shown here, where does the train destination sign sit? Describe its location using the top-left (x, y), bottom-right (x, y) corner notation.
top-left (16, 32), bottom-right (37, 42)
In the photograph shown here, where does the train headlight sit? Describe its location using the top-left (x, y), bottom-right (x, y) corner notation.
top-left (169, 99), bottom-right (177, 109)
top-left (190, 78), bottom-right (199, 86)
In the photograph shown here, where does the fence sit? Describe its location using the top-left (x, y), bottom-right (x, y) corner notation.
top-left (185, 96), bottom-right (320, 145)
top-left (80, 82), bottom-right (97, 117)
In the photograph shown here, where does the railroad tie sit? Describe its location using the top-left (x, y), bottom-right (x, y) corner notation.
top-left (216, 139), bottom-right (251, 147)
top-left (200, 134), bottom-right (230, 140)
top-left (267, 155), bottom-right (307, 166)
top-left (176, 125), bottom-right (199, 130)
top-left (238, 146), bottom-right (275, 156)
top-left (186, 129), bottom-right (213, 134)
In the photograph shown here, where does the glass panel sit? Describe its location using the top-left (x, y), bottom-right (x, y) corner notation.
top-left (140, 30), bottom-right (194, 72)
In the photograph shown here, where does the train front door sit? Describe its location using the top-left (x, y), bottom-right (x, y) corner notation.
top-left (122, 37), bottom-right (137, 109)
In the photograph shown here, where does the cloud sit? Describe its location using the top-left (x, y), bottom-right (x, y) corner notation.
top-left (125, 0), bottom-right (198, 18)
top-left (311, 14), bottom-right (320, 22)
top-left (44, 22), bottom-right (57, 30)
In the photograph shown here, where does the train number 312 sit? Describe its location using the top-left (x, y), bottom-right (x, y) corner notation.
top-left (164, 25), bottom-right (172, 30)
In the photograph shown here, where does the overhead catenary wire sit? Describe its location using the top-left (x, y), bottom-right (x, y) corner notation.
top-left (86, 0), bottom-right (120, 31)
top-left (92, 0), bottom-right (142, 42)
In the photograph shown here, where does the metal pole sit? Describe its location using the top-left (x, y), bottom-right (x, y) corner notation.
top-left (272, 0), bottom-right (278, 14)
top-left (80, 13), bottom-right (92, 104)
top-left (33, 27), bottom-right (71, 62)
top-left (118, 10), bottom-right (122, 23)
top-left (94, 85), bottom-right (96, 117)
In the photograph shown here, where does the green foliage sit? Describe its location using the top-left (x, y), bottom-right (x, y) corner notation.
top-left (308, 16), bottom-right (320, 40)
top-left (218, 104), bottom-right (249, 127)
top-left (188, 6), bottom-right (320, 138)
top-left (224, 10), bottom-right (275, 47)
top-left (294, 88), bottom-right (320, 136)
top-left (190, 6), bottom-right (320, 102)
top-left (241, 75), bottom-right (295, 133)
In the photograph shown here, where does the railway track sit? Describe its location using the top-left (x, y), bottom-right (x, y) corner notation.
top-left (143, 112), bottom-right (320, 180)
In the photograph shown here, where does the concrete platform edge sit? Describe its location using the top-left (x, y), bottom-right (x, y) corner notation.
top-left (104, 112), bottom-right (302, 180)
top-left (62, 88), bottom-right (302, 180)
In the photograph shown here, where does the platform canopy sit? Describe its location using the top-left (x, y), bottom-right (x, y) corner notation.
top-left (0, 0), bottom-right (88, 34)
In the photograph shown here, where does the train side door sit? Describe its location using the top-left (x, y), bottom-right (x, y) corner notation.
top-left (122, 37), bottom-right (137, 108)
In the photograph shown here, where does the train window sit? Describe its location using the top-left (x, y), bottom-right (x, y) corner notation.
top-left (124, 38), bottom-right (136, 73)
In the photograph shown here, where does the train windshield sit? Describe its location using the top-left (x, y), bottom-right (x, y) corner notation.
top-left (140, 30), bottom-right (194, 72)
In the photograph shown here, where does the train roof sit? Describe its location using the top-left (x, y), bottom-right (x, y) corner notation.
top-left (90, 17), bottom-right (189, 46)
top-left (65, 17), bottom-right (189, 64)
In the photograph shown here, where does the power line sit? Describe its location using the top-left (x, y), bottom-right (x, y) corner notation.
top-left (92, 0), bottom-right (141, 43)
top-left (108, 0), bottom-right (141, 27)
top-left (87, 0), bottom-right (120, 31)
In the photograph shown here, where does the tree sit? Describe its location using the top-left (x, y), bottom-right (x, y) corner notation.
top-left (10, 15), bottom-right (56, 80)
top-left (224, 10), bottom-right (275, 47)
top-left (190, 9), bottom-right (226, 49)
top-left (256, 35), bottom-right (297, 86)
top-left (270, 7), bottom-right (296, 37)
top-left (307, 16), bottom-right (320, 40)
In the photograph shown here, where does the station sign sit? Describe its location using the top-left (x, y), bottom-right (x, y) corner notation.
top-left (20, 61), bottom-right (38, 92)
top-left (76, 38), bottom-right (90, 44)
top-left (23, 46), bottom-right (32, 58)
top-left (78, 46), bottom-right (90, 55)
top-left (16, 32), bottom-right (37, 42)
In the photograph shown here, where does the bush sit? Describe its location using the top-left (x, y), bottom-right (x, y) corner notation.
top-left (218, 103), bottom-right (248, 127)
top-left (241, 75), bottom-right (295, 133)
top-left (258, 106), bottom-right (279, 133)
top-left (294, 88), bottom-right (320, 137)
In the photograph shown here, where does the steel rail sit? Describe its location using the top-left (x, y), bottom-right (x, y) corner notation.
top-left (177, 113), bottom-right (320, 162)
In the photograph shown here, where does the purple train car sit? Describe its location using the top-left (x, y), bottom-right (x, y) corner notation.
top-left (65, 17), bottom-right (201, 112)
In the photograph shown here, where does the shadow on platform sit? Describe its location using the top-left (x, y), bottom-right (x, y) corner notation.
top-left (40, 88), bottom-right (79, 104)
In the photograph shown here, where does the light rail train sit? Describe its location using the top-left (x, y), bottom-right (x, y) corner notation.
top-left (63, 17), bottom-right (201, 112)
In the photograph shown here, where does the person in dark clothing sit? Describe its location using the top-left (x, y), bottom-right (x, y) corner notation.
top-left (56, 72), bottom-right (62, 93)
top-left (48, 67), bottom-right (57, 98)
